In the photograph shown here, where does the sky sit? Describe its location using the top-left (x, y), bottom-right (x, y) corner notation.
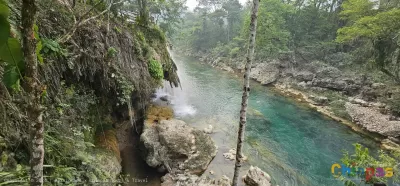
top-left (185, 0), bottom-right (248, 11)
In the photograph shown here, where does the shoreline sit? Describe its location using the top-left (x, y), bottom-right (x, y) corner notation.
top-left (270, 83), bottom-right (385, 142)
top-left (181, 53), bottom-right (400, 151)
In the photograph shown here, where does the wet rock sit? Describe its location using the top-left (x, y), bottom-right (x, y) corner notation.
top-left (243, 166), bottom-right (272, 186)
top-left (223, 148), bottom-right (247, 161)
top-left (250, 62), bottom-right (280, 85)
top-left (381, 138), bottom-right (400, 151)
top-left (223, 148), bottom-right (236, 161)
top-left (203, 125), bottom-right (214, 134)
top-left (160, 95), bottom-right (171, 102)
top-left (140, 119), bottom-right (218, 175)
top-left (345, 103), bottom-right (400, 137)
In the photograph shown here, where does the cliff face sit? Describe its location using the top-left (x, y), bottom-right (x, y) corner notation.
top-left (0, 0), bottom-right (179, 183)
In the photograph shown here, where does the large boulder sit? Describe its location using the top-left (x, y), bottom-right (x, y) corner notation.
top-left (345, 103), bottom-right (400, 137)
top-left (140, 119), bottom-right (218, 175)
top-left (250, 62), bottom-right (280, 85)
top-left (243, 166), bottom-right (272, 186)
top-left (311, 78), bottom-right (347, 91)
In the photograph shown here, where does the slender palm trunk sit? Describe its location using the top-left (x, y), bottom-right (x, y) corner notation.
top-left (232, 0), bottom-right (260, 185)
top-left (22, 0), bottom-right (43, 185)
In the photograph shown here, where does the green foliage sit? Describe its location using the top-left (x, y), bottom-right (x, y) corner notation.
top-left (0, 38), bottom-right (23, 91)
top-left (229, 47), bottom-right (240, 57)
top-left (41, 38), bottom-right (67, 57)
top-left (0, 164), bottom-right (29, 185)
top-left (329, 100), bottom-right (351, 120)
top-left (338, 143), bottom-right (399, 185)
top-left (336, 1), bottom-right (400, 83)
top-left (0, 0), bottom-right (9, 49)
top-left (339, 0), bottom-right (375, 23)
top-left (107, 47), bottom-right (118, 58)
top-left (34, 24), bottom-right (43, 64)
top-left (113, 26), bottom-right (122, 34)
top-left (387, 92), bottom-right (400, 116)
top-left (0, 1), bottom-right (24, 91)
top-left (148, 59), bottom-right (163, 80)
top-left (242, 0), bottom-right (291, 58)
top-left (40, 83), bottom-right (119, 183)
top-left (337, 9), bottom-right (400, 43)
top-left (112, 71), bottom-right (134, 105)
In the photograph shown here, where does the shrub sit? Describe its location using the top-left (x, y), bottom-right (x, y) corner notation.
top-left (387, 93), bottom-right (400, 116)
top-left (107, 47), bottom-right (118, 58)
top-left (148, 59), bottom-right (163, 80)
top-left (329, 100), bottom-right (351, 120)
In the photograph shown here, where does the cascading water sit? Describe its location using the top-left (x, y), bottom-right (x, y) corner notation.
top-left (153, 68), bottom-right (196, 118)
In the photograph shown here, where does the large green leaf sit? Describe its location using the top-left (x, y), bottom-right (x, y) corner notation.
top-left (0, 38), bottom-right (24, 71)
top-left (3, 64), bottom-right (20, 91)
top-left (0, 0), bottom-right (9, 17)
top-left (0, 0), bottom-right (9, 49)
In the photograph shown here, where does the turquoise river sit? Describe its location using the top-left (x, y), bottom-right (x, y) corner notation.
top-left (156, 53), bottom-right (382, 186)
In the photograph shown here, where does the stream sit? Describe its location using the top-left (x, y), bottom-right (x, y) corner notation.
top-left (156, 53), bottom-right (382, 186)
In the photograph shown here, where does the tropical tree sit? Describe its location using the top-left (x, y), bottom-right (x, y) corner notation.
top-left (21, 0), bottom-right (45, 185)
top-left (336, 0), bottom-right (400, 83)
top-left (232, 0), bottom-right (260, 185)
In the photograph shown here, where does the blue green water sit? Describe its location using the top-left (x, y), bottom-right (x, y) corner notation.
top-left (164, 54), bottom-right (380, 186)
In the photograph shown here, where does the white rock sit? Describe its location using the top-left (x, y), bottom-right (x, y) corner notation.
top-left (203, 125), bottom-right (214, 134)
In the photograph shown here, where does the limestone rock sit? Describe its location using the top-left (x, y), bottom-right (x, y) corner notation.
top-left (250, 63), bottom-right (280, 85)
top-left (243, 166), bottom-right (272, 186)
top-left (223, 148), bottom-right (247, 161)
top-left (348, 97), bottom-right (369, 107)
top-left (294, 71), bottom-right (314, 82)
top-left (223, 148), bottom-right (236, 161)
top-left (140, 119), bottom-right (218, 175)
top-left (312, 78), bottom-right (347, 91)
top-left (161, 173), bottom-right (231, 186)
top-left (219, 64), bottom-right (234, 73)
top-left (345, 103), bottom-right (400, 137)
top-left (203, 125), bottom-right (214, 134)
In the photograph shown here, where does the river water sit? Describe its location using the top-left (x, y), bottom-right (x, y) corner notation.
top-left (157, 53), bottom-right (381, 186)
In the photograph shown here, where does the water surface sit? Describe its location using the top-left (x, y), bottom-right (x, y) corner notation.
top-left (161, 53), bottom-right (380, 186)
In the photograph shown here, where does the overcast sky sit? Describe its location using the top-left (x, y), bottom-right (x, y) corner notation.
top-left (186, 0), bottom-right (248, 11)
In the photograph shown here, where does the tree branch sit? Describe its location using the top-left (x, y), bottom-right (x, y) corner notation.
top-left (58, 0), bottom-right (124, 43)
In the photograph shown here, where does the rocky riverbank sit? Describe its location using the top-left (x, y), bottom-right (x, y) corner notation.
top-left (138, 101), bottom-right (274, 185)
top-left (178, 49), bottom-right (400, 150)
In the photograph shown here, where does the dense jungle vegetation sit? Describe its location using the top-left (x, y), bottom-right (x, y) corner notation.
top-left (0, 0), bottom-right (184, 185)
top-left (173, 0), bottom-right (400, 84)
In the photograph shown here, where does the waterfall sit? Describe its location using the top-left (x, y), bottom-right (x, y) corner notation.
top-left (153, 51), bottom-right (197, 117)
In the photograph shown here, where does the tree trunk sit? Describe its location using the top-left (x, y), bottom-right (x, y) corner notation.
top-left (21, 0), bottom-right (44, 186)
top-left (232, 0), bottom-right (260, 185)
